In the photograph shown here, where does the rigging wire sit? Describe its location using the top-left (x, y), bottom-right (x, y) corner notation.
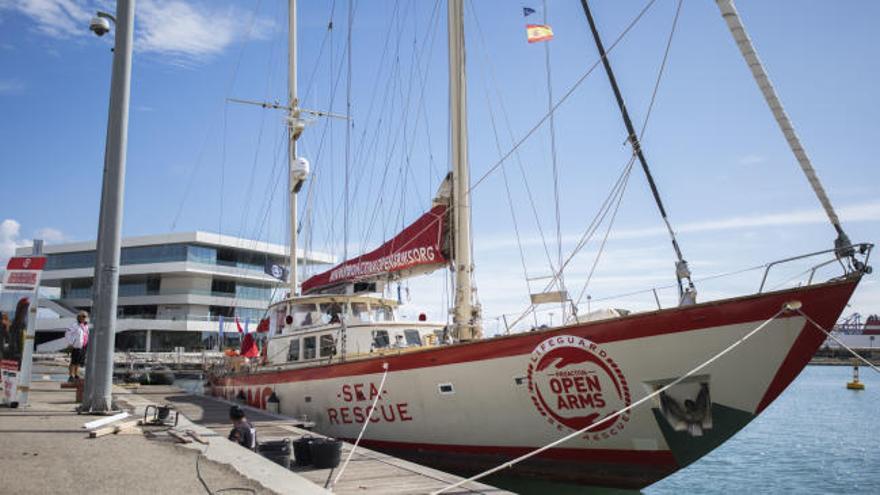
top-left (541, 0), bottom-right (567, 314)
top-left (235, 0), bottom-right (285, 241)
top-left (352, 1), bottom-right (442, 257)
top-left (219, 104), bottom-right (227, 237)
top-left (507, 156), bottom-right (637, 329)
top-left (573, 0), bottom-right (684, 309)
top-left (469, 0), bottom-right (658, 193)
top-left (573, 158), bottom-right (635, 309)
top-left (344, 0), bottom-right (354, 261)
top-left (169, 0), bottom-right (265, 231)
top-left (466, 0), bottom-right (558, 277)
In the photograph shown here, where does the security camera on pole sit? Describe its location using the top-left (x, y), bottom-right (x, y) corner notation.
top-left (81, 0), bottom-right (135, 414)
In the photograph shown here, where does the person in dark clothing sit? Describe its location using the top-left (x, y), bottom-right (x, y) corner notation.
top-left (0, 312), bottom-right (10, 360)
top-left (5, 298), bottom-right (29, 363)
top-left (228, 405), bottom-right (256, 450)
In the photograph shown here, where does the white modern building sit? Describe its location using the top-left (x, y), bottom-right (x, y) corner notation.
top-left (15, 232), bottom-right (333, 352)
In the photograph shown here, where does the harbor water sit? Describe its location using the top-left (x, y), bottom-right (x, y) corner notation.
top-left (486, 365), bottom-right (879, 494)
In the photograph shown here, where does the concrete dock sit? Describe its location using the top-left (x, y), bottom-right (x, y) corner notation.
top-left (0, 379), bottom-right (277, 494)
top-left (128, 385), bottom-right (510, 495)
top-left (0, 363), bottom-right (510, 494)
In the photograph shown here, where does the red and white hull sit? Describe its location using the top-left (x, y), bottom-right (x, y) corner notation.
top-left (212, 278), bottom-right (858, 489)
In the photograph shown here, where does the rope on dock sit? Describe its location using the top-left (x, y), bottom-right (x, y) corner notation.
top-left (329, 362), bottom-right (390, 489)
top-left (797, 308), bottom-right (880, 374)
top-left (431, 305), bottom-right (793, 494)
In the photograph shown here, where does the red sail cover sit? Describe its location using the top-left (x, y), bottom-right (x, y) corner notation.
top-left (302, 205), bottom-right (448, 294)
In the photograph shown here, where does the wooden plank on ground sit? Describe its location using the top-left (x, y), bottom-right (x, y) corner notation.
top-left (167, 429), bottom-right (193, 444)
top-left (89, 419), bottom-right (140, 438)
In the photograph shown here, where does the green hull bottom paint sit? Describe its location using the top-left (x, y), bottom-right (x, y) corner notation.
top-left (653, 403), bottom-right (755, 469)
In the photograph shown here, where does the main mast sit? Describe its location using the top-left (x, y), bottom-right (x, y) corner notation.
top-left (288, 0), bottom-right (307, 297)
top-left (448, 0), bottom-right (480, 340)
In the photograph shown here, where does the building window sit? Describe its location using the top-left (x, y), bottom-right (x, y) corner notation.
top-left (187, 245), bottom-right (216, 265)
top-left (121, 244), bottom-right (188, 265)
top-left (303, 336), bottom-right (316, 360)
top-left (118, 277), bottom-right (160, 297)
top-left (235, 283), bottom-right (272, 301)
top-left (211, 279), bottom-right (236, 296)
top-left (62, 279), bottom-right (93, 299)
top-left (288, 338), bottom-right (300, 361)
top-left (209, 305), bottom-right (235, 318)
top-left (117, 305), bottom-right (158, 319)
top-left (47, 251), bottom-right (96, 270)
top-left (320, 334), bottom-right (335, 357)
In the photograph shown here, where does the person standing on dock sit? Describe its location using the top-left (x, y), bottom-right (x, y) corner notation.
top-left (228, 405), bottom-right (257, 450)
top-left (64, 311), bottom-right (89, 382)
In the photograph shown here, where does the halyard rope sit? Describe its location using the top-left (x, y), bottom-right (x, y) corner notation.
top-left (330, 362), bottom-right (390, 489)
top-left (796, 308), bottom-right (880, 374)
top-left (431, 306), bottom-right (790, 494)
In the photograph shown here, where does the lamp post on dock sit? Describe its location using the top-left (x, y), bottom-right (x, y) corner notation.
top-left (81, 0), bottom-right (135, 413)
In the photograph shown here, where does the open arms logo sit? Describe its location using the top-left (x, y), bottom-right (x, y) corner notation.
top-left (527, 335), bottom-right (632, 440)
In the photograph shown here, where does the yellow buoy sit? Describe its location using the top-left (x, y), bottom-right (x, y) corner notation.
top-left (847, 362), bottom-right (865, 390)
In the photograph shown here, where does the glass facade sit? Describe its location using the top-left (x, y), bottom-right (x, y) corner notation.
top-left (45, 243), bottom-right (286, 273)
top-left (44, 239), bottom-right (295, 352)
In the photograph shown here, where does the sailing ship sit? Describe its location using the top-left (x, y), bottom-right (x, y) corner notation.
top-left (210, 0), bottom-right (873, 489)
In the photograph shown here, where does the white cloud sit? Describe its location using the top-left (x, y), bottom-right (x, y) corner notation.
top-left (0, 220), bottom-right (68, 267)
top-left (34, 227), bottom-right (66, 243)
top-left (739, 154), bottom-right (767, 165)
top-left (0, 79), bottom-right (25, 94)
top-left (0, 0), bottom-right (274, 64)
top-left (613, 200), bottom-right (880, 240)
top-left (0, 0), bottom-right (91, 37)
top-left (136, 0), bottom-right (273, 63)
top-left (0, 219), bottom-right (26, 264)
top-left (479, 200), bottom-right (880, 252)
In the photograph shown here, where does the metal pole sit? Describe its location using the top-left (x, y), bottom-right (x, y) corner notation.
top-left (81, 0), bottom-right (134, 413)
top-left (448, 0), bottom-right (480, 341)
top-left (288, 0), bottom-right (300, 299)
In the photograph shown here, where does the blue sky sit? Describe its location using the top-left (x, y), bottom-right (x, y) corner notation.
top-left (1, 0), bottom-right (878, 332)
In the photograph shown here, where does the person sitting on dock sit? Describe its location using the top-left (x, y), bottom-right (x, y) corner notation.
top-left (64, 311), bottom-right (89, 383)
top-left (228, 405), bottom-right (257, 451)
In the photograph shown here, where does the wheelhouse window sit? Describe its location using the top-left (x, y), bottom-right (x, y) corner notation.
top-left (372, 330), bottom-right (390, 349)
top-left (320, 334), bottom-right (336, 357)
top-left (351, 302), bottom-right (369, 322)
top-left (287, 338), bottom-right (300, 361)
top-left (290, 304), bottom-right (318, 327)
top-left (403, 329), bottom-right (422, 347)
top-left (373, 305), bottom-right (394, 322)
top-left (320, 303), bottom-right (344, 324)
top-left (303, 336), bottom-right (317, 359)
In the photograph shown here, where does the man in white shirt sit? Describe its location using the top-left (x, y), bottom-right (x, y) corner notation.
top-left (65, 311), bottom-right (89, 382)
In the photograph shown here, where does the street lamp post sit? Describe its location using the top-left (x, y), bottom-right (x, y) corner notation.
top-left (81, 0), bottom-right (135, 413)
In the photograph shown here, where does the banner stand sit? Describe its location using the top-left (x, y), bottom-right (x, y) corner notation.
top-left (1, 253), bottom-right (47, 408)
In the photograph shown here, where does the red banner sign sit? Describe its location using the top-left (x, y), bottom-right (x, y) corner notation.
top-left (5, 257), bottom-right (47, 271)
top-left (302, 205), bottom-right (448, 294)
top-left (3, 256), bottom-right (47, 291)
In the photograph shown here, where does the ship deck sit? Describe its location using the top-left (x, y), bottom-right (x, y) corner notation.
top-left (130, 385), bottom-right (510, 495)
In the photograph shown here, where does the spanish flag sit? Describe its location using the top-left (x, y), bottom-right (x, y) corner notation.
top-left (526, 24), bottom-right (554, 43)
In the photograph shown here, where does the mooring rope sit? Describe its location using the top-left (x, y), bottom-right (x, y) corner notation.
top-left (796, 308), bottom-right (880, 374)
top-left (330, 362), bottom-right (390, 488)
top-left (431, 305), bottom-right (791, 494)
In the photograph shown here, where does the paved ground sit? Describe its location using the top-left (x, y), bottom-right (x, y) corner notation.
top-left (0, 377), bottom-right (273, 494)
